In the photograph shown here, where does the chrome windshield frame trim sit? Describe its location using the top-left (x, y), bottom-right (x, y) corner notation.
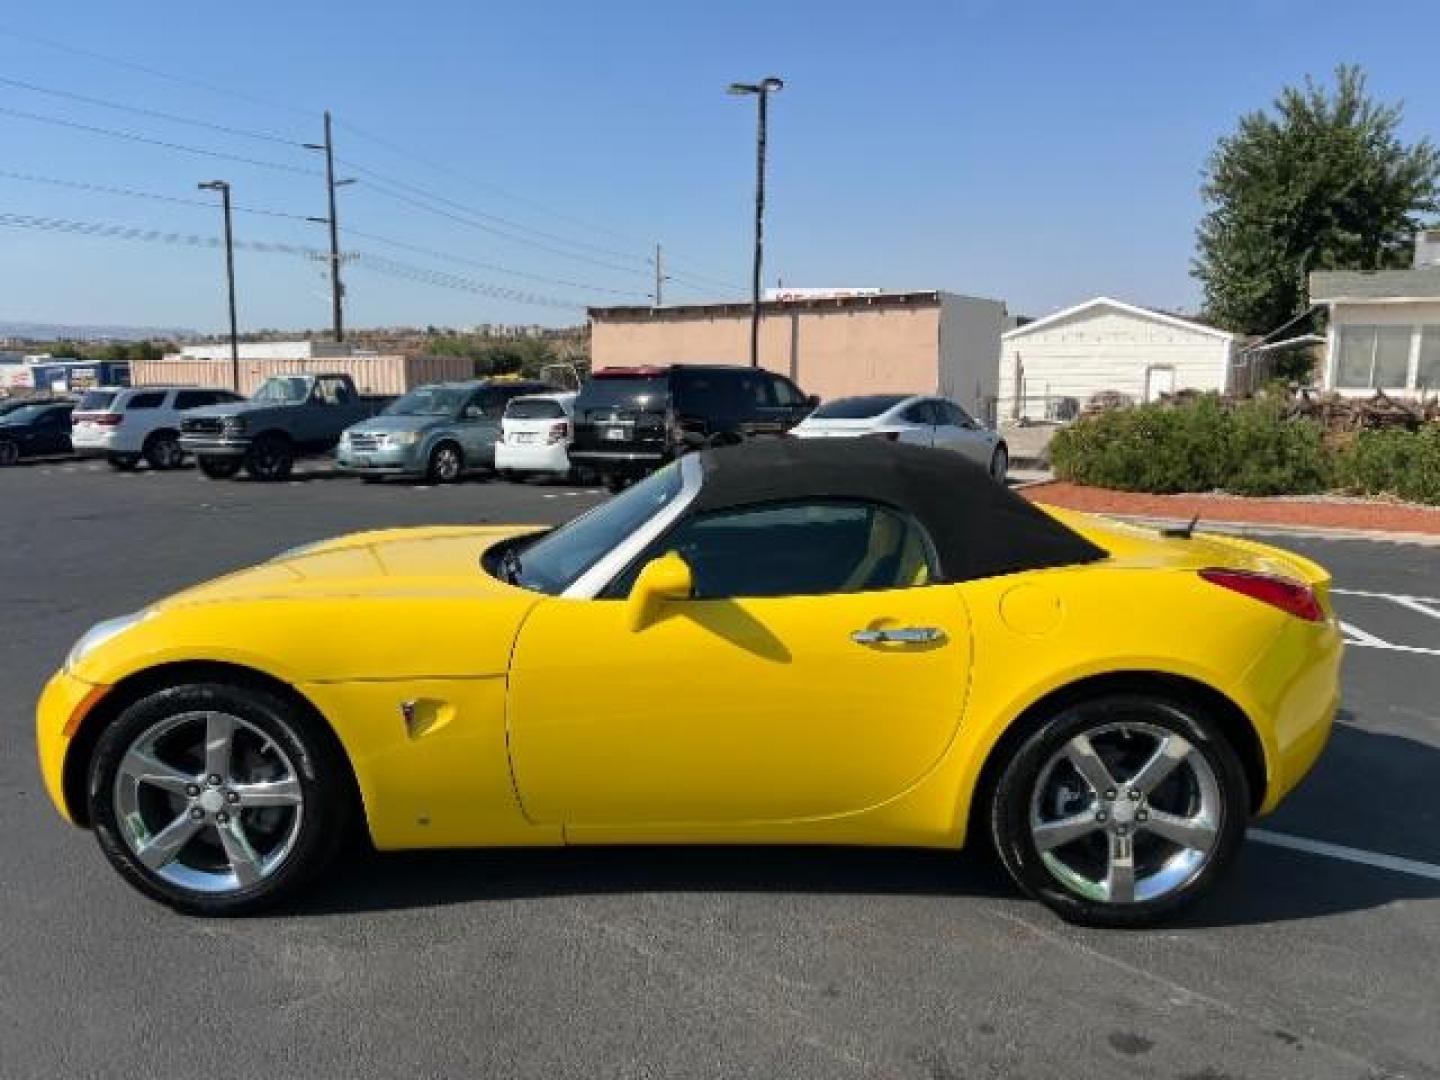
top-left (561, 453), bottom-right (703, 600)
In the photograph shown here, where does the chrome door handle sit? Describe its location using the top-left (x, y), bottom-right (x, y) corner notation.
top-left (850, 626), bottom-right (945, 645)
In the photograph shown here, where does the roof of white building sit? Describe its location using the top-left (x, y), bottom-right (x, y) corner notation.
top-left (1002, 296), bottom-right (1237, 342)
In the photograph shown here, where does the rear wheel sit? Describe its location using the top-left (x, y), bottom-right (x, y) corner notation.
top-left (426, 441), bottom-right (464, 484)
top-left (87, 681), bottom-right (352, 915)
top-left (244, 435), bottom-right (294, 481)
top-left (0, 440), bottom-right (17, 467)
top-left (108, 453), bottom-right (141, 471)
top-left (198, 455), bottom-right (241, 480)
top-left (988, 693), bottom-right (1248, 928)
top-left (143, 431), bottom-right (184, 471)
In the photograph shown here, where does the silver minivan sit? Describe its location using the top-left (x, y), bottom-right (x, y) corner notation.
top-left (336, 379), bottom-right (552, 483)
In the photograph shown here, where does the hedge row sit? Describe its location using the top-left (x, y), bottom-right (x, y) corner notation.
top-left (1049, 396), bottom-right (1440, 504)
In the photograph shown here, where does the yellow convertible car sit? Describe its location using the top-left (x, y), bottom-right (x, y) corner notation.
top-left (37, 439), bottom-right (1340, 925)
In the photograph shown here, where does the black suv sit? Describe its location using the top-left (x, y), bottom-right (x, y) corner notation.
top-left (570, 364), bottom-right (817, 489)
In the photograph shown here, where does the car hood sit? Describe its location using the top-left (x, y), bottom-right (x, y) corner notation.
top-left (155, 524), bottom-right (546, 608)
top-left (345, 414), bottom-right (449, 435)
top-left (185, 402), bottom-right (258, 420)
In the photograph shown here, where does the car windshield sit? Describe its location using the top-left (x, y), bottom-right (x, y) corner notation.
top-left (251, 377), bottom-right (311, 404)
top-left (811, 394), bottom-right (909, 419)
top-left (576, 375), bottom-right (669, 411)
top-left (386, 386), bottom-right (470, 417)
top-left (505, 461), bottom-right (685, 594)
top-left (78, 391), bottom-right (119, 412)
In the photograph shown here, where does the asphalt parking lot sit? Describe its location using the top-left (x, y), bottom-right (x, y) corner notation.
top-left (2, 458), bottom-right (1438, 1080)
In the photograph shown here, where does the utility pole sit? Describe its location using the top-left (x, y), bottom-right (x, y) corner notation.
top-left (728, 77), bottom-right (784, 368)
top-left (653, 243), bottom-right (664, 307)
top-left (197, 180), bottom-right (240, 391)
top-left (305, 111), bottom-right (352, 343)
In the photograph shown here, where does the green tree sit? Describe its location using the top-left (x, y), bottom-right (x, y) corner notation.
top-left (1194, 65), bottom-right (1440, 335)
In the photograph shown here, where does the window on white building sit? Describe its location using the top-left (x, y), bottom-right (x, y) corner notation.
top-left (1418, 327), bottom-right (1440, 393)
top-left (1336, 325), bottom-right (1416, 389)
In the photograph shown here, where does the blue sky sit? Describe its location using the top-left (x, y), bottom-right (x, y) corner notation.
top-left (1, 0), bottom-right (1436, 334)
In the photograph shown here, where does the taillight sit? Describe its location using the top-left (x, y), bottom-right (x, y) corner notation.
top-left (1199, 569), bottom-right (1323, 622)
top-left (75, 412), bottom-right (122, 427)
top-left (866, 431), bottom-right (900, 442)
top-left (546, 421), bottom-right (570, 445)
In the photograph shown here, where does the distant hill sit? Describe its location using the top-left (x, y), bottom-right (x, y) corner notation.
top-left (0, 320), bottom-right (197, 342)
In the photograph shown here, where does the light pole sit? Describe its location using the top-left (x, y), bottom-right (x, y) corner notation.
top-left (197, 180), bottom-right (240, 392)
top-left (728, 75), bottom-right (783, 368)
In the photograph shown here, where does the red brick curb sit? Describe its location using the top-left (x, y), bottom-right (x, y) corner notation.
top-left (1022, 481), bottom-right (1440, 537)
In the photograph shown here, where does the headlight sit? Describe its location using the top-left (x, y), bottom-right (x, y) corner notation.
top-left (391, 431), bottom-right (421, 446)
top-left (66, 612), bottom-right (151, 672)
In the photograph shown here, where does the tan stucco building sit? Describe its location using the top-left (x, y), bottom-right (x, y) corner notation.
top-left (588, 290), bottom-right (1006, 419)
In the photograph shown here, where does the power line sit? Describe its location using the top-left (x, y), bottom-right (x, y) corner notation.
top-left (0, 169), bottom-right (316, 221)
top-left (342, 225), bottom-right (641, 297)
top-left (0, 24), bottom-right (313, 119)
top-left (336, 156), bottom-right (652, 265)
top-left (0, 74), bottom-right (303, 147)
top-left (0, 170), bottom-right (639, 296)
top-left (353, 175), bottom-right (657, 279)
top-left (0, 105), bottom-right (320, 177)
top-left (0, 211), bottom-right (593, 311)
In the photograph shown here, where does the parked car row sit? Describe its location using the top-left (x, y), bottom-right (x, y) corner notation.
top-left (0, 363), bottom-right (1010, 485)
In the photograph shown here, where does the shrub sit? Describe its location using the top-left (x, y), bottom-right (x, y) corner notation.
top-left (1051, 395), bottom-right (1332, 496)
top-left (1335, 427), bottom-right (1440, 504)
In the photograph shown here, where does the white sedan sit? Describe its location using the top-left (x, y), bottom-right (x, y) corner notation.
top-left (494, 391), bottom-right (579, 480)
top-left (789, 394), bottom-right (1008, 481)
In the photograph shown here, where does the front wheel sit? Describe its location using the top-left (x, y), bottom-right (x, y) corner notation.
top-left (989, 442), bottom-right (1009, 483)
top-left (144, 432), bottom-right (185, 470)
top-left (426, 441), bottom-right (464, 484)
top-left (87, 681), bottom-right (352, 915)
top-left (988, 693), bottom-right (1248, 928)
top-left (198, 455), bottom-right (242, 480)
top-left (244, 435), bottom-right (294, 481)
top-left (0, 440), bottom-right (17, 467)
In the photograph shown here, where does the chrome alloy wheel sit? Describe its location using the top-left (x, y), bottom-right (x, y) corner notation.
top-left (1028, 722), bottom-right (1221, 904)
top-left (113, 711), bottom-right (304, 893)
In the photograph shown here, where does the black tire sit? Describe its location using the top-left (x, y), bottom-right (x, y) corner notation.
top-left (244, 434), bottom-right (294, 481)
top-left (143, 430), bottom-right (184, 471)
top-left (87, 680), bottom-right (353, 916)
top-left (0, 440), bottom-right (17, 467)
top-left (988, 692), bottom-right (1248, 929)
top-left (108, 453), bottom-right (141, 471)
top-left (426, 441), bottom-right (464, 484)
top-left (198, 455), bottom-right (242, 480)
top-left (989, 442), bottom-right (1009, 484)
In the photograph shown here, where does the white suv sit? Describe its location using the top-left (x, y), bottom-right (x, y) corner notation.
top-left (72, 386), bottom-right (244, 470)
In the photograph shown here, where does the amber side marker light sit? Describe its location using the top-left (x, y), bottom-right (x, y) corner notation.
top-left (62, 685), bottom-right (111, 738)
top-left (1199, 569), bottom-right (1324, 622)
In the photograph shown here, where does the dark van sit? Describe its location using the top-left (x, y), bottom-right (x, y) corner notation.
top-left (569, 364), bottom-right (816, 489)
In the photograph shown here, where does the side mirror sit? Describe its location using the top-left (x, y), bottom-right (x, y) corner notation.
top-left (625, 552), bottom-right (694, 632)
top-left (805, 394), bottom-right (821, 409)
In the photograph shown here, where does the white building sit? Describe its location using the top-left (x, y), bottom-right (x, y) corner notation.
top-left (1309, 231), bottom-right (1440, 397)
top-left (997, 296), bottom-right (1246, 421)
top-left (177, 341), bottom-right (361, 362)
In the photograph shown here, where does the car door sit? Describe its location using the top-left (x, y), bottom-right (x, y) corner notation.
top-left (895, 400), bottom-right (938, 445)
top-left (934, 401), bottom-right (994, 466)
top-left (465, 388), bottom-right (509, 464)
top-left (37, 406), bottom-right (73, 454)
top-left (506, 500), bottom-right (972, 830)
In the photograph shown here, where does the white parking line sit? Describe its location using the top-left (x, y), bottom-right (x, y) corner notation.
top-left (1250, 828), bottom-right (1440, 883)
top-left (1332, 587), bottom-right (1440, 606)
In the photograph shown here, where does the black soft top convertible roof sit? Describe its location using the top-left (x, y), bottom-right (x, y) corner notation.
top-left (693, 438), bottom-right (1106, 583)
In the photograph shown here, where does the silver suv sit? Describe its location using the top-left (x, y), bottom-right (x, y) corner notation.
top-left (72, 386), bottom-right (243, 471)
